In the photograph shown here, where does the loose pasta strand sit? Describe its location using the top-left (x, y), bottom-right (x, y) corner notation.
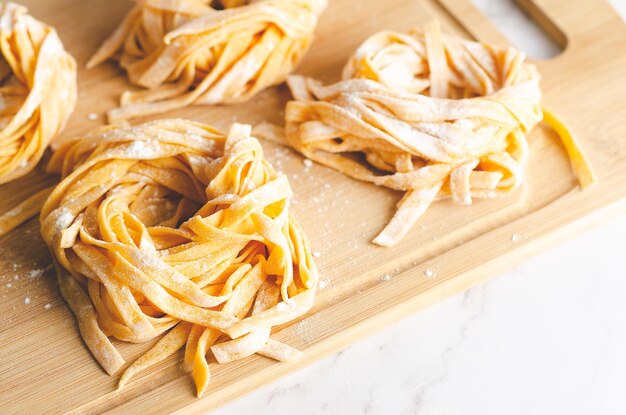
top-left (0, 185), bottom-right (54, 237)
top-left (541, 107), bottom-right (597, 189)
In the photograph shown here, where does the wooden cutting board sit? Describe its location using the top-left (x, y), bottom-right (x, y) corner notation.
top-left (2, 0), bottom-right (626, 413)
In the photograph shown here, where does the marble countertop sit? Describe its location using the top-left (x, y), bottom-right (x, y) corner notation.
top-left (213, 1), bottom-right (626, 414)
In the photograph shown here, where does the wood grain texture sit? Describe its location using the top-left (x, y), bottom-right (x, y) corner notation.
top-left (1, 0), bottom-right (626, 413)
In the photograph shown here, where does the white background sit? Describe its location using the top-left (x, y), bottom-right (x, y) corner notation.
top-left (213, 1), bottom-right (626, 414)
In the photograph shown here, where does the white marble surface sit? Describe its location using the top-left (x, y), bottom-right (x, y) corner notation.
top-left (213, 1), bottom-right (626, 414)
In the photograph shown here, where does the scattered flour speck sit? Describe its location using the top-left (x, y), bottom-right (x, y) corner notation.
top-left (24, 297), bottom-right (31, 305)
top-left (423, 269), bottom-right (436, 278)
top-left (28, 268), bottom-right (45, 279)
top-left (293, 319), bottom-right (314, 344)
top-left (87, 112), bottom-right (98, 121)
top-left (44, 303), bottom-right (51, 310)
top-left (511, 233), bottom-right (522, 243)
top-left (126, 140), bottom-right (155, 158)
top-left (276, 299), bottom-right (296, 312)
top-left (303, 159), bottom-right (313, 168)
top-left (56, 208), bottom-right (74, 229)
top-left (379, 274), bottom-right (392, 282)
top-left (312, 251), bottom-right (321, 258)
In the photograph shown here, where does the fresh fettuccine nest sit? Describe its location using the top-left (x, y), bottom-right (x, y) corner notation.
top-left (267, 22), bottom-right (596, 246)
top-left (40, 119), bottom-right (318, 397)
top-left (87, 0), bottom-right (327, 122)
top-left (0, 2), bottom-right (76, 184)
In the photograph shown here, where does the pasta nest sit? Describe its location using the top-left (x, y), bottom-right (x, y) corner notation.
top-left (40, 119), bottom-right (318, 397)
top-left (87, 0), bottom-right (327, 122)
top-left (281, 22), bottom-right (550, 246)
top-left (0, 2), bottom-right (77, 184)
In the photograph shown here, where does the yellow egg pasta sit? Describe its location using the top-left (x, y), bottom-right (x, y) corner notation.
top-left (40, 119), bottom-right (318, 397)
top-left (0, 186), bottom-right (53, 236)
top-left (87, 0), bottom-right (327, 123)
top-left (267, 21), bottom-right (596, 246)
top-left (0, 2), bottom-right (76, 184)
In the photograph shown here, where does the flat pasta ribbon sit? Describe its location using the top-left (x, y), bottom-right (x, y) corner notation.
top-left (268, 22), bottom-right (596, 246)
top-left (0, 2), bottom-right (76, 184)
top-left (87, 0), bottom-right (327, 122)
top-left (40, 119), bottom-right (318, 397)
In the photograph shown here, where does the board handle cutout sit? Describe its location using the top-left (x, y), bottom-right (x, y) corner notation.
top-left (437, 0), bottom-right (566, 60)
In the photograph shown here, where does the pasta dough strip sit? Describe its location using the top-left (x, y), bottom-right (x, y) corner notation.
top-left (0, 185), bottom-right (53, 236)
top-left (542, 107), bottom-right (597, 189)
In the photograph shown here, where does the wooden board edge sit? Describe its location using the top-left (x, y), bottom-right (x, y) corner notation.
top-left (98, 193), bottom-right (626, 415)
